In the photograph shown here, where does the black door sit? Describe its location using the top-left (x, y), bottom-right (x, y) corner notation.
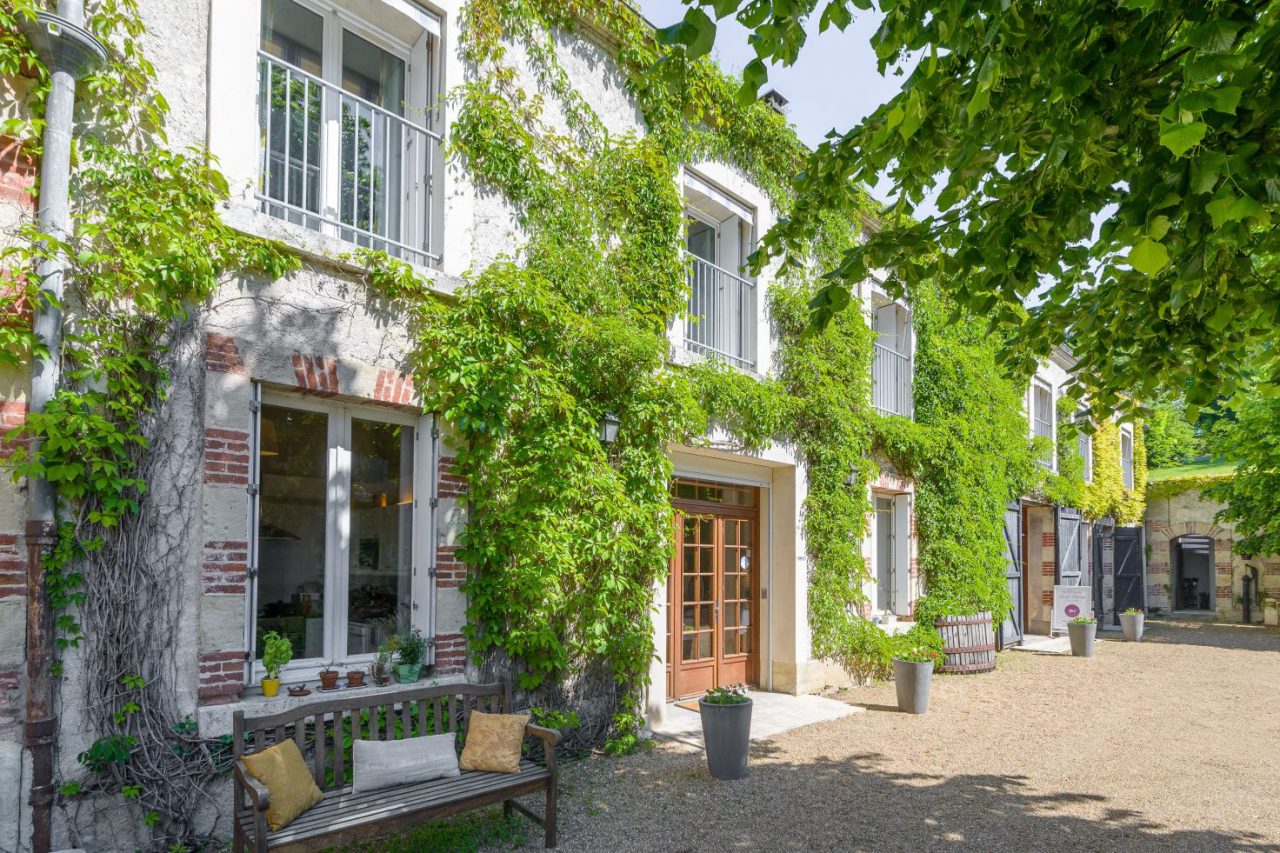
top-left (1000, 501), bottom-right (1023, 647)
top-left (1055, 506), bottom-right (1086, 588)
top-left (1112, 526), bottom-right (1145, 625)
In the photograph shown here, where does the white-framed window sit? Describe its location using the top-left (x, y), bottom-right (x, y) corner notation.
top-left (682, 170), bottom-right (757, 370)
top-left (1120, 425), bottom-right (1135, 490)
top-left (1031, 380), bottom-right (1055, 470)
top-left (1078, 429), bottom-right (1093, 484)
top-left (256, 0), bottom-right (442, 265)
top-left (249, 389), bottom-right (430, 682)
top-left (871, 296), bottom-right (913, 419)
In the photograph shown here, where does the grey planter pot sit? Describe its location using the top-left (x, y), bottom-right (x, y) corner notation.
top-left (699, 698), bottom-right (752, 780)
top-left (1120, 612), bottom-right (1145, 642)
top-left (893, 658), bottom-right (933, 714)
top-left (1068, 622), bottom-right (1097, 657)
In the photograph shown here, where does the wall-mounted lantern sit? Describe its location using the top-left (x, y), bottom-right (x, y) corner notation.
top-left (598, 412), bottom-right (620, 445)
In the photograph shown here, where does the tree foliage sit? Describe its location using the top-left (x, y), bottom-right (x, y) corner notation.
top-left (1144, 395), bottom-right (1202, 468)
top-left (1203, 389), bottom-right (1280, 557)
top-left (658, 0), bottom-right (1280, 416)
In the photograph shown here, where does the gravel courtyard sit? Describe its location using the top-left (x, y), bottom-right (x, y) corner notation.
top-left (505, 620), bottom-right (1280, 852)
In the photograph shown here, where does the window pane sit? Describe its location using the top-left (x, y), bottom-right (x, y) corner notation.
top-left (256, 405), bottom-right (329, 660)
top-left (687, 217), bottom-right (716, 263)
top-left (340, 31), bottom-right (405, 244)
top-left (347, 418), bottom-right (414, 656)
top-left (259, 0), bottom-right (324, 220)
top-left (261, 0), bottom-right (323, 72)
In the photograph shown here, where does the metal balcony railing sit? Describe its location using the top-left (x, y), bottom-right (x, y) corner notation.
top-left (872, 343), bottom-right (913, 418)
top-left (684, 252), bottom-right (757, 371)
top-left (256, 52), bottom-right (441, 266)
top-left (1033, 412), bottom-right (1055, 469)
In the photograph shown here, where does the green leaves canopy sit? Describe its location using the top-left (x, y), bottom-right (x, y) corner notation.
top-left (666, 0), bottom-right (1280, 416)
top-left (1204, 389), bottom-right (1280, 558)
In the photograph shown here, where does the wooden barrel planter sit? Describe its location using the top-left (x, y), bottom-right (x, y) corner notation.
top-left (934, 611), bottom-right (996, 674)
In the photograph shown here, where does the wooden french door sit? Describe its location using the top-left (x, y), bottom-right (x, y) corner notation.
top-left (668, 481), bottom-right (760, 699)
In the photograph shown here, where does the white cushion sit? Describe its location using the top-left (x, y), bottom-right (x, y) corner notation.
top-left (351, 734), bottom-right (460, 793)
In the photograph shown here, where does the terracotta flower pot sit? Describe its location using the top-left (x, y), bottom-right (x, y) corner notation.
top-left (318, 669), bottom-right (340, 690)
top-left (346, 669), bottom-right (366, 687)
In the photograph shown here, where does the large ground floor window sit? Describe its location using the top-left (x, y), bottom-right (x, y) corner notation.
top-left (252, 391), bottom-right (427, 679)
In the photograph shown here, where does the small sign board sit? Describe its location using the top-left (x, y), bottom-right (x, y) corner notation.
top-left (1051, 585), bottom-right (1093, 635)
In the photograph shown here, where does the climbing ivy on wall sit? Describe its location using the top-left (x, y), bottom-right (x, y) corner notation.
top-left (877, 285), bottom-right (1040, 628)
top-left (402, 0), bottom-right (1053, 703)
top-left (2, 1), bottom-right (295, 847)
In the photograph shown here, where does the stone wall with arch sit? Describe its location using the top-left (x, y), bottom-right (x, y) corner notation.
top-left (1145, 488), bottom-right (1280, 621)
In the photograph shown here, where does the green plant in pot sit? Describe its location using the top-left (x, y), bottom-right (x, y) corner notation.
top-left (1067, 615), bottom-right (1098, 658)
top-left (394, 627), bottom-right (427, 683)
top-left (374, 641), bottom-right (395, 685)
top-left (892, 644), bottom-right (941, 715)
top-left (699, 684), bottom-right (751, 780)
top-left (260, 631), bottom-right (293, 698)
top-left (1119, 607), bottom-right (1145, 642)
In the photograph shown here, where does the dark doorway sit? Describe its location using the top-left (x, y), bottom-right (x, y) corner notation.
top-left (1112, 526), bottom-right (1145, 625)
top-left (1173, 535), bottom-right (1214, 611)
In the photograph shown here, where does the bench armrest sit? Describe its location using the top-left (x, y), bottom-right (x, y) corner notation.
top-left (233, 759), bottom-right (270, 812)
top-left (525, 723), bottom-right (562, 774)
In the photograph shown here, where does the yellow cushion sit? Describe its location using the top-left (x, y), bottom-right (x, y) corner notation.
top-left (458, 711), bottom-right (529, 774)
top-left (241, 739), bottom-right (324, 831)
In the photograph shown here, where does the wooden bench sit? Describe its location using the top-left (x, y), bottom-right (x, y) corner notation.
top-left (231, 680), bottom-right (561, 851)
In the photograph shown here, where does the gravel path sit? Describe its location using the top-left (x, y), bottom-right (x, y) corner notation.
top-left (500, 620), bottom-right (1280, 852)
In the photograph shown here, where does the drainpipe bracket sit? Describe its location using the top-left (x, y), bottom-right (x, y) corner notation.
top-left (18, 12), bottom-right (107, 79)
top-left (23, 716), bottom-right (58, 747)
top-left (24, 518), bottom-right (58, 545)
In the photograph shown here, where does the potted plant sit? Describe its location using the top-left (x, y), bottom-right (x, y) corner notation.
top-left (373, 641), bottom-right (394, 685)
top-left (699, 684), bottom-right (751, 780)
top-left (260, 631), bottom-right (293, 698)
top-left (893, 644), bottom-right (940, 715)
top-left (1068, 615), bottom-right (1097, 657)
top-left (1120, 607), bottom-right (1145, 642)
top-left (346, 667), bottom-right (366, 688)
top-left (318, 662), bottom-right (341, 690)
top-left (394, 628), bottom-right (427, 683)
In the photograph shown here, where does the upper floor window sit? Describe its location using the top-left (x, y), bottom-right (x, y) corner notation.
top-left (1120, 425), bottom-right (1135, 490)
top-left (682, 171), bottom-right (757, 371)
top-left (257, 0), bottom-right (441, 266)
top-left (871, 296), bottom-right (913, 418)
top-left (1078, 428), bottom-right (1094, 483)
top-left (1032, 381), bottom-right (1055, 469)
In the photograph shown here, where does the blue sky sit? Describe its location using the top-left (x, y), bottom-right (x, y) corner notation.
top-left (636, 0), bottom-right (915, 205)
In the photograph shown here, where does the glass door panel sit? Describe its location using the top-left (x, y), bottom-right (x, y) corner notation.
top-left (256, 405), bottom-right (330, 660)
top-left (347, 418), bottom-right (414, 655)
top-left (722, 518), bottom-right (753, 657)
top-left (680, 516), bottom-right (716, 663)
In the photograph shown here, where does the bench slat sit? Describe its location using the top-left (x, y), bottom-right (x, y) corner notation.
top-left (244, 764), bottom-right (550, 842)
top-left (333, 710), bottom-right (345, 788)
top-left (313, 712), bottom-right (326, 786)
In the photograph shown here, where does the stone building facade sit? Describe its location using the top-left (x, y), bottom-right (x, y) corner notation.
top-left (1145, 487), bottom-right (1280, 622)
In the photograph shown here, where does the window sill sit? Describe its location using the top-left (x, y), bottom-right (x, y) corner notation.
top-left (196, 671), bottom-right (469, 737)
top-left (220, 201), bottom-right (465, 296)
top-left (670, 343), bottom-right (763, 380)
